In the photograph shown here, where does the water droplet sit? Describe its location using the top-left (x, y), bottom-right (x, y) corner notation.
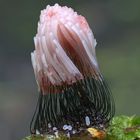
top-left (63, 124), bottom-right (68, 130)
top-left (68, 125), bottom-right (72, 131)
top-left (48, 123), bottom-right (52, 128)
top-left (53, 127), bottom-right (57, 131)
top-left (85, 116), bottom-right (90, 126)
top-left (72, 130), bottom-right (76, 134)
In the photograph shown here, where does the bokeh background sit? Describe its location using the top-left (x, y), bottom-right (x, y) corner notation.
top-left (0, 0), bottom-right (140, 139)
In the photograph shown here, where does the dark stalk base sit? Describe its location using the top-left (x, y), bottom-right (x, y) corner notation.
top-left (30, 76), bottom-right (115, 135)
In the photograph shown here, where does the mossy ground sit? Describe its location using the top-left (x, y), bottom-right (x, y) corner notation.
top-left (23, 116), bottom-right (140, 140)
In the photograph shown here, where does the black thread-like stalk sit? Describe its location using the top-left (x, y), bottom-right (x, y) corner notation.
top-left (30, 76), bottom-right (115, 135)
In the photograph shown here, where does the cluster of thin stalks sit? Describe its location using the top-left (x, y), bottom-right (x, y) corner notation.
top-left (30, 76), bottom-right (115, 136)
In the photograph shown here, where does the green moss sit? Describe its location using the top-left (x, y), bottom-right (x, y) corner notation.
top-left (106, 116), bottom-right (140, 140)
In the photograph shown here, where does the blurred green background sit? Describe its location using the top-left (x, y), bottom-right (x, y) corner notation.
top-left (0, 0), bottom-right (140, 139)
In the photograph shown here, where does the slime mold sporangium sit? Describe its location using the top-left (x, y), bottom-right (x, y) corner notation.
top-left (30, 3), bottom-right (115, 137)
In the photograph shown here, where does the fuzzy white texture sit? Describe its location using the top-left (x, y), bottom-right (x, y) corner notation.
top-left (31, 4), bottom-right (98, 93)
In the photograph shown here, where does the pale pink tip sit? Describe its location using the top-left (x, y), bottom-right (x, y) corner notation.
top-left (31, 4), bottom-right (99, 94)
